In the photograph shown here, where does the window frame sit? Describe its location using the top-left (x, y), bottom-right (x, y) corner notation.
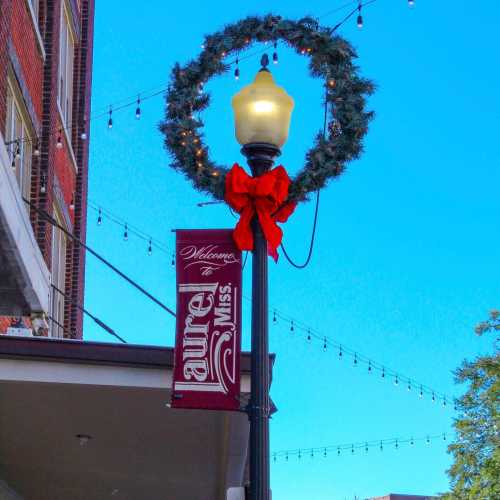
top-left (57, 0), bottom-right (75, 131)
top-left (49, 207), bottom-right (68, 338)
top-left (5, 78), bottom-right (34, 202)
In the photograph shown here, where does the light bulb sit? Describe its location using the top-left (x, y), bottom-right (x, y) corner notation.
top-left (253, 100), bottom-right (275, 113)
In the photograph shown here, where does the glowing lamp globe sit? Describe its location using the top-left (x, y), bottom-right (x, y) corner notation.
top-left (232, 63), bottom-right (294, 150)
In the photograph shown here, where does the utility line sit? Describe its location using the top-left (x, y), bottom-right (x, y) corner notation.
top-left (84, 197), bottom-right (455, 407)
top-left (51, 284), bottom-right (127, 343)
top-left (23, 197), bottom-right (177, 319)
top-left (5, 0), bottom-right (384, 149)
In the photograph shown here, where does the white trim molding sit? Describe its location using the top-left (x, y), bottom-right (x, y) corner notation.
top-left (0, 131), bottom-right (50, 313)
top-left (24, 0), bottom-right (46, 61)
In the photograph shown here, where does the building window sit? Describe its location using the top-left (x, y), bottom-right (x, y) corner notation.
top-left (58, 1), bottom-right (75, 130)
top-left (5, 80), bottom-right (33, 201)
top-left (50, 208), bottom-right (67, 338)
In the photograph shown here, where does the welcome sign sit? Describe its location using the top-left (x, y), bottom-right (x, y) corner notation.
top-left (172, 229), bottom-right (242, 411)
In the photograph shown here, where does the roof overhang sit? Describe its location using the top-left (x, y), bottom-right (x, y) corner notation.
top-left (0, 337), bottom-right (273, 500)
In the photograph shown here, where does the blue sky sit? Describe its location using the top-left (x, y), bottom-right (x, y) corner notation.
top-left (84, 1), bottom-right (500, 498)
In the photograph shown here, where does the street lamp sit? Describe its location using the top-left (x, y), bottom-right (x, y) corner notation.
top-left (232, 54), bottom-right (294, 500)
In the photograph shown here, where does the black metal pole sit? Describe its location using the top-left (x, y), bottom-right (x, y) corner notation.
top-left (243, 142), bottom-right (280, 500)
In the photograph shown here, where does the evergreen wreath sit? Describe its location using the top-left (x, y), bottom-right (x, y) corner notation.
top-left (159, 14), bottom-right (375, 203)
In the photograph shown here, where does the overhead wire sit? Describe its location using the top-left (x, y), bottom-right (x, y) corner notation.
top-left (273, 431), bottom-right (449, 461)
top-left (4, 0), bottom-right (383, 149)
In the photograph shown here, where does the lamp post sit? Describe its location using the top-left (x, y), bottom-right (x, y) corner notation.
top-left (232, 55), bottom-right (294, 500)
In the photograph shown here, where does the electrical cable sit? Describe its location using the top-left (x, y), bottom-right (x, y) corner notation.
top-left (51, 284), bottom-right (127, 343)
top-left (23, 197), bottom-right (177, 319)
top-left (4, 0), bottom-right (382, 150)
top-left (82, 197), bottom-right (457, 408)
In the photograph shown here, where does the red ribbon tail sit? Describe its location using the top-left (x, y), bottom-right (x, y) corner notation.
top-left (268, 243), bottom-right (279, 262)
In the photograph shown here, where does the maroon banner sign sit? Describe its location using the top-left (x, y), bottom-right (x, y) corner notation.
top-left (172, 229), bottom-right (242, 411)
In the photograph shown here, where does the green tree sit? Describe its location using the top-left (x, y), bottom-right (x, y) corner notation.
top-left (441, 310), bottom-right (499, 499)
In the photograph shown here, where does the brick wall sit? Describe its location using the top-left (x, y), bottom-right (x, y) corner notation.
top-left (0, 0), bottom-right (13, 132)
top-left (1, 0), bottom-right (94, 339)
top-left (10, 0), bottom-right (44, 121)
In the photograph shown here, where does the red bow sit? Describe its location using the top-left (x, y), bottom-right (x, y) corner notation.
top-left (225, 163), bottom-right (297, 261)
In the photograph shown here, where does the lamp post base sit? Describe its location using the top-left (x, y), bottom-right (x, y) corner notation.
top-left (242, 142), bottom-right (281, 500)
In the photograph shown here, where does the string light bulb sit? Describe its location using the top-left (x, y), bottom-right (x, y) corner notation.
top-left (382, 367), bottom-right (385, 378)
top-left (323, 338), bottom-right (327, 351)
top-left (420, 386), bottom-right (424, 398)
top-left (273, 310), bottom-right (277, 323)
top-left (40, 174), bottom-right (46, 194)
top-left (307, 329), bottom-right (311, 342)
top-left (368, 361), bottom-right (372, 373)
top-left (171, 253), bottom-right (175, 266)
top-left (108, 107), bottom-right (113, 129)
top-left (408, 0), bottom-right (415, 7)
top-left (123, 224), bottom-right (128, 241)
top-left (15, 141), bottom-right (21, 159)
top-left (148, 239), bottom-right (152, 256)
top-left (354, 353), bottom-right (358, 366)
top-left (97, 208), bottom-right (102, 226)
top-left (56, 130), bottom-right (63, 149)
top-left (410, 437), bottom-right (414, 446)
top-left (339, 345), bottom-right (343, 359)
top-left (290, 320), bottom-right (294, 332)
top-left (34, 139), bottom-right (40, 156)
top-left (273, 42), bottom-right (278, 64)
top-left (394, 375), bottom-right (399, 386)
top-left (407, 381), bottom-right (412, 391)
top-left (135, 96), bottom-right (141, 119)
top-left (81, 116), bottom-right (87, 140)
top-left (357, 2), bottom-right (363, 29)
top-left (234, 59), bottom-right (240, 80)
top-left (69, 194), bottom-right (75, 211)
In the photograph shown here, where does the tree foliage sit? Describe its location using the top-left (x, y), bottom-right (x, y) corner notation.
top-left (441, 310), bottom-right (500, 499)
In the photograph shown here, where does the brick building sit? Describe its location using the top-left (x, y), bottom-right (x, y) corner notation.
top-left (0, 0), bottom-right (94, 338)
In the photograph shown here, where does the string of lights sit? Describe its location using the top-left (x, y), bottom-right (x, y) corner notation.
top-left (272, 431), bottom-right (447, 462)
top-left (85, 198), bottom-right (455, 410)
top-left (4, 0), bottom-right (415, 154)
top-left (267, 304), bottom-right (456, 409)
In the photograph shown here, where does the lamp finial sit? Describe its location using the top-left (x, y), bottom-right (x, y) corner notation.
top-left (260, 54), bottom-right (270, 72)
